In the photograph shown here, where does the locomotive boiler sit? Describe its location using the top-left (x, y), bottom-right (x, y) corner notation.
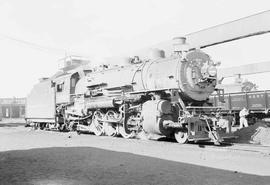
top-left (26, 37), bottom-right (233, 144)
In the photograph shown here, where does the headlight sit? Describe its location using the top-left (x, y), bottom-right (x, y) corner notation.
top-left (207, 66), bottom-right (217, 76)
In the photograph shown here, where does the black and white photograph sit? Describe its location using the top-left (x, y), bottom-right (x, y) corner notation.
top-left (0, 0), bottom-right (270, 184)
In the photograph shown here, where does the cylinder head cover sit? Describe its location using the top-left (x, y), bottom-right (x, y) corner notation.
top-left (157, 100), bottom-right (172, 114)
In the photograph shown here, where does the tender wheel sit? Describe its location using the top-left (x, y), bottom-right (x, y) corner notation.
top-left (104, 110), bottom-right (119, 137)
top-left (92, 110), bottom-right (105, 136)
top-left (40, 123), bottom-right (46, 130)
top-left (174, 130), bottom-right (188, 144)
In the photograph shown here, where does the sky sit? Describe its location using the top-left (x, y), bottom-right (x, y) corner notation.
top-left (0, 0), bottom-right (270, 97)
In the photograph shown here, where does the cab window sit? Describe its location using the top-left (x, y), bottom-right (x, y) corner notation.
top-left (56, 83), bottom-right (64, 92)
top-left (71, 78), bottom-right (76, 88)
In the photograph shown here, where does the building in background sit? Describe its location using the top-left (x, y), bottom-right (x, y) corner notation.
top-left (0, 98), bottom-right (25, 119)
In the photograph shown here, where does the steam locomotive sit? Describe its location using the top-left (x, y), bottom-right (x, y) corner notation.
top-left (26, 37), bottom-right (234, 144)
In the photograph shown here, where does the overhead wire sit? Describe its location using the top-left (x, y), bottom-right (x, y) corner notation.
top-left (0, 33), bottom-right (90, 58)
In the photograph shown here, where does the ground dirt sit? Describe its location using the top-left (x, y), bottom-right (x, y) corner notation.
top-left (0, 124), bottom-right (270, 184)
top-left (0, 147), bottom-right (269, 185)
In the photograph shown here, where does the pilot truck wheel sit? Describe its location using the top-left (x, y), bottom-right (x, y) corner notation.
top-left (174, 130), bottom-right (188, 144)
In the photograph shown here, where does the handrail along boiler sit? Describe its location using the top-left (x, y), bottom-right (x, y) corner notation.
top-left (26, 37), bottom-right (233, 144)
